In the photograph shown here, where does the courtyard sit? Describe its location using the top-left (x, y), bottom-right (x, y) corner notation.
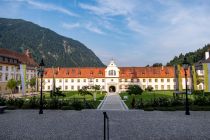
top-left (0, 110), bottom-right (210, 140)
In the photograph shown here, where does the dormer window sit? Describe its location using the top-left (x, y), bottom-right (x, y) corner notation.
top-left (108, 70), bottom-right (116, 76)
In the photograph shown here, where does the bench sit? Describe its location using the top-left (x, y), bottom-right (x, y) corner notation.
top-left (0, 106), bottom-right (7, 114)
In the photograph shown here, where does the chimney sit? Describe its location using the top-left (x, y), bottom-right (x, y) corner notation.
top-left (205, 51), bottom-right (209, 60)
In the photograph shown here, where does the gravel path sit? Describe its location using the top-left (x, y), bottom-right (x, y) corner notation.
top-left (99, 92), bottom-right (128, 110)
top-left (0, 110), bottom-right (210, 140)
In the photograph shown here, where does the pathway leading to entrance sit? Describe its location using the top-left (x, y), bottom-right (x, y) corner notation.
top-left (99, 92), bottom-right (128, 110)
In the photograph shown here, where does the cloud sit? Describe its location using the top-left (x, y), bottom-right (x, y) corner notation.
top-left (79, 0), bottom-right (137, 16)
top-left (7, 0), bottom-right (78, 17)
top-left (62, 22), bottom-right (80, 29)
top-left (85, 22), bottom-right (105, 35)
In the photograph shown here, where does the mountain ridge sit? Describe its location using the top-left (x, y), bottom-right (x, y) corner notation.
top-left (0, 18), bottom-right (105, 67)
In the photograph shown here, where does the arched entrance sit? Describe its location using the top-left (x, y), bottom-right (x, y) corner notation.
top-left (109, 86), bottom-right (116, 92)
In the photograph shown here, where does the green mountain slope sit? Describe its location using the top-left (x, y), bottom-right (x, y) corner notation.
top-left (0, 18), bottom-right (105, 67)
top-left (167, 44), bottom-right (210, 66)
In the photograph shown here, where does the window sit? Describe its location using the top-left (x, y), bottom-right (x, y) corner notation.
top-left (143, 79), bottom-right (146, 82)
top-left (161, 79), bottom-right (164, 82)
top-left (11, 66), bottom-right (14, 71)
top-left (167, 85), bottom-right (170, 90)
top-left (108, 70), bottom-right (116, 76)
top-left (71, 79), bottom-right (74, 83)
top-left (102, 86), bottom-right (105, 89)
top-left (137, 79), bottom-right (140, 82)
top-left (155, 79), bottom-right (158, 82)
top-left (65, 86), bottom-right (68, 90)
top-left (5, 74), bottom-right (8, 81)
top-left (59, 79), bottom-right (62, 83)
top-left (119, 79), bottom-right (122, 82)
top-left (119, 85), bottom-right (122, 89)
top-left (65, 79), bottom-right (68, 83)
top-left (96, 79), bottom-right (98, 82)
top-left (71, 86), bottom-right (74, 90)
top-left (102, 79), bottom-right (105, 82)
top-left (111, 79), bottom-right (113, 82)
top-left (0, 65), bottom-right (2, 70)
top-left (48, 79), bottom-right (50, 83)
top-left (83, 79), bottom-right (86, 82)
top-left (131, 79), bottom-right (134, 82)
top-left (149, 79), bottom-right (152, 82)
top-left (0, 73), bottom-right (2, 81)
top-left (77, 86), bottom-right (80, 90)
top-left (6, 66), bottom-right (8, 71)
top-left (77, 79), bottom-right (80, 83)
top-left (173, 78), bottom-right (176, 82)
top-left (48, 86), bottom-right (50, 90)
top-left (98, 71), bottom-right (103, 76)
top-left (125, 79), bottom-right (127, 82)
top-left (161, 85), bottom-right (164, 90)
top-left (167, 79), bottom-right (170, 82)
top-left (155, 85), bottom-right (158, 90)
top-left (143, 85), bottom-right (146, 89)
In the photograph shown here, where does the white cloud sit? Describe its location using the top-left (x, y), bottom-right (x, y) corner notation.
top-left (8, 0), bottom-right (78, 17)
top-left (79, 0), bottom-right (137, 16)
top-left (62, 22), bottom-right (80, 29)
top-left (85, 22), bottom-right (105, 35)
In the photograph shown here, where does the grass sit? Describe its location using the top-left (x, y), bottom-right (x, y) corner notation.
top-left (23, 91), bottom-right (106, 108)
top-left (120, 90), bottom-right (195, 109)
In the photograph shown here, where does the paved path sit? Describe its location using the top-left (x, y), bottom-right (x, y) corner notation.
top-left (99, 92), bottom-right (128, 110)
top-left (1, 110), bottom-right (210, 140)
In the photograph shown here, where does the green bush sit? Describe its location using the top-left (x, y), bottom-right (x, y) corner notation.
top-left (171, 97), bottom-right (183, 106)
top-left (46, 98), bottom-right (59, 109)
top-left (145, 85), bottom-right (153, 91)
top-left (194, 96), bottom-right (208, 106)
top-left (28, 96), bottom-right (39, 109)
top-left (70, 101), bottom-right (84, 110)
top-left (0, 96), bottom-right (6, 106)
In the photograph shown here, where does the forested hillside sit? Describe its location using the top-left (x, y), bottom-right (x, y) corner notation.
top-left (167, 44), bottom-right (210, 66)
top-left (0, 18), bottom-right (105, 67)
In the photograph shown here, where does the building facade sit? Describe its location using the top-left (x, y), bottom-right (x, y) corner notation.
top-left (0, 48), bottom-right (38, 95)
top-left (43, 60), bottom-right (191, 93)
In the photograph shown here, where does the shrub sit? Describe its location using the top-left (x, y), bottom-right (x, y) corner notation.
top-left (171, 97), bottom-right (183, 106)
top-left (28, 96), bottom-right (39, 109)
top-left (127, 85), bottom-right (143, 95)
top-left (70, 101), bottom-right (84, 110)
top-left (46, 98), bottom-right (59, 109)
top-left (193, 96), bottom-right (209, 106)
top-left (0, 96), bottom-right (6, 106)
top-left (145, 85), bottom-right (153, 92)
top-left (157, 97), bottom-right (171, 107)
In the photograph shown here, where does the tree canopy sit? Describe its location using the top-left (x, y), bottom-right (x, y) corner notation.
top-left (127, 85), bottom-right (143, 95)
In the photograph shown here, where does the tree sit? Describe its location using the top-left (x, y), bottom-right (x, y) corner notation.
top-left (6, 79), bottom-right (17, 95)
top-left (152, 63), bottom-right (163, 67)
top-left (78, 86), bottom-right (92, 99)
top-left (29, 77), bottom-right (36, 93)
top-left (146, 85), bottom-right (154, 91)
top-left (91, 85), bottom-right (100, 101)
top-left (127, 85), bottom-right (143, 95)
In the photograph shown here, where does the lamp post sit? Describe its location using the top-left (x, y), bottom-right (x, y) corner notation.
top-left (38, 59), bottom-right (45, 114)
top-left (182, 57), bottom-right (190, 115)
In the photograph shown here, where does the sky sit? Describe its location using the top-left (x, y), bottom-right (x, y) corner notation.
top-left (0, 0), bottom-right (210, 66)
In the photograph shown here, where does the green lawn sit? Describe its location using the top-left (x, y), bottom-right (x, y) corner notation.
top-left (120, 91), bottom-right (195, 109)
top-left (24, 91), bottom-right (106, 109)
top-left (41, 91), bottom-right (106, 101)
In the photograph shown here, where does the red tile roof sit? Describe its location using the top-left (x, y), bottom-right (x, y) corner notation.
top-left (43, 66), bottom-right (190, 78)
top-left (44, 67), bottom-right (106, 78)
top-left (0, 48), bottom-right (38, 67)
